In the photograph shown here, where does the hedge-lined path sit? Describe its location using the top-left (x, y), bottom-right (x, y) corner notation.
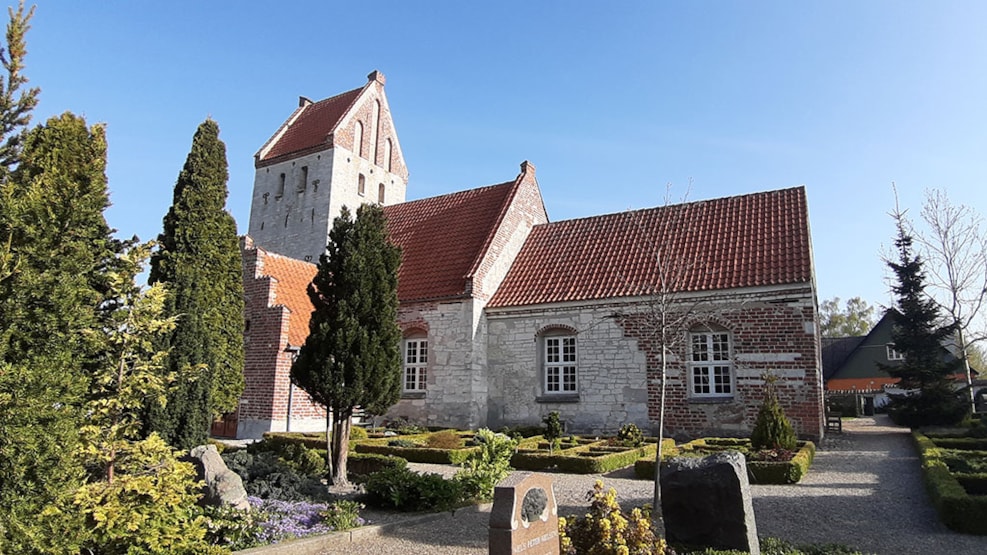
top-left (305, 416), bottom-right (987, 555)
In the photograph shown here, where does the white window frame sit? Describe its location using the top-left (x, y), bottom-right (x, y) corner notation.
top-left (403, 338), bottom-right (427, 392)
top-left (543, 335), bottom-right (577, 394)
top-left (689, 331), bottom-right (734, 398)
top-left (886, 344), bottom-right (904, 361)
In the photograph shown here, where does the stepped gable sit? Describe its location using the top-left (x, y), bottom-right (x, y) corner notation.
top-left (383, 179), bottom-right (519, 303)
top-left (488, 186), bottom-right (812, 308)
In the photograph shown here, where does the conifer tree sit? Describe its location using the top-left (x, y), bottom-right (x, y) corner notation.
top-left (0, 1), bottom-right (38, 181)
top-left (884, 208), bottom-right (966, 426)
top-left (751, 376), bottom-right (797, 451)
top-left (292, 203), bottom-right (402, 486)
top-left (145, 119), bottom-right (244, 450)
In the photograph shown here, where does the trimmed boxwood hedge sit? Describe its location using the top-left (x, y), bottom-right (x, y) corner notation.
top-left (914, 431), bottom-right (987, 535)
top-left (260, 431), bottom-right (328, 451)
top-left (511, 439), bottom-right (658, 473)
top-left (632, 439), bottom-right (815, 484)
top-left (347, 452), bottom-right (408, 478)
top-left (353, 433), bottom-right (480, 464)
top-left (928, 437), bottom-right (987, 451)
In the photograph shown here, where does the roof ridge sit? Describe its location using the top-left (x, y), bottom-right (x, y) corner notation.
top-left (327, 82), bottom-right (373, 136)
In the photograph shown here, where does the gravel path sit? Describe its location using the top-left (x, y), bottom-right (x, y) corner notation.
top-left (317, 416), bottom-right (987, 555)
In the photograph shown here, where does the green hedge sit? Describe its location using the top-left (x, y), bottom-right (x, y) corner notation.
top-left (511, 440), bottom-right (657, 474)
top-left (929, 437), bottom-right (987, 451)
top-left (632, 439), bottom-right (814, 485)
top-left (347, 452), bottom-right (408, 478)
top-left (914, 431), bottom-right (987, 535)
top-left (260, 431), bottom-right (328, 451)
top-left (354, 436), bottom-right (479, 464)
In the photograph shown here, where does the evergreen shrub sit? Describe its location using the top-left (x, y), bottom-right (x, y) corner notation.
top-left (347, 452), bottom-right (408, 480)
top-left (616, 422), bottom-right (645, 447)
top-left (751, 382), bottom-right (798, 451)
top-left (426, 429), bottom-right (465, 449)
top-left (914, 431), bottom-right (987, 534)
top-left (364, 467), bottom-right (463, 512)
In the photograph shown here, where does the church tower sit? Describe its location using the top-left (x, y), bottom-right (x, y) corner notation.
top-left (247, 70), bottom-right (409, 262)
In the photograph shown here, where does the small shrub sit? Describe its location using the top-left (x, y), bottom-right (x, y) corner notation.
top-left (751, 378), bottom-right (797, 451)
top-left (321, 500), bottom-right (365, 531)
top-left (202, 504), bottom-right (263, 550)
top-left (221, 450), bottom-right (329, 502)
top-left (455, 429), bottom-right (519, 501)
top-left (888, 386), bottom-right (968, 428)
top-left (388, 438), bottom-right (420, 448)
top-left (350, 426), bottom-right (370, 440)
top-left (364, 467), bottom-right (464, 512)
top-left (543, 411), bottom-right (564, 453)
top-left (617, 423), bottom-right (645, 447)
top-left (559, 480), bottom-right (666, 555)
top-left (426, 429), bottom-right (465, 449)
top-left (347, 452), bottom-right (408, 480)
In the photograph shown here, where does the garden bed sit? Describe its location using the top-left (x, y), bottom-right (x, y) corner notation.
top-left (352, 431), bottom-right (480, 464)
top-left (633, 438), bottom-right (815, 484)
top-left (510, 436), bottom-right (661, 474)
top-left (914, 431), bottom-right (987, 534)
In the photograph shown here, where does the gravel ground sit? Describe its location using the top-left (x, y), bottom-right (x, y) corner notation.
top-left (315, 416), bottom-right (987, 555)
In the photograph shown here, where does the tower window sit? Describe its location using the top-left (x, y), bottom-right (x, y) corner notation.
top-left (298, 166), bottom-right (308, 192)
top-left (354, 121), bottom-right (364, 158)
top-left (384, 138), bottom-right (393, 172)
top-left (378, 183), bottom-right (385, 204)
top-left (358, 174), bottom-right (366, 196)
top-left (277, 173), bottom-right (285, 197)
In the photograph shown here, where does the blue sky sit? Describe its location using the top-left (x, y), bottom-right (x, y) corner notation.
top-left (24, 1), bottom-right (987, 315)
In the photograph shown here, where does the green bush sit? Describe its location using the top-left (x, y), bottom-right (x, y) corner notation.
top-left (202, 504), bottom-right (262, 551)
top-left (257, 432), bottom-right (327, 452)
top-left (747, 442), bottom-right (816, 485)
top-left (617, 423), bottom-right (645, 447)
top-left (543, 411), bottom-right (564, 453)
top-left (350, 426), bottom-right (370, 440)
top-left (221, 450), bottom-right (329, 502)
top-left (455, 429), bottom-right (518, 501)
top-left (321, 500), bottom-right (364, 531)
top-left (347, 452), bottom-right (408, 480)
top-left (364, 467), bottom-right (464, 512)
top-left (355, 437), bottom-right (479, 464)
top-left (559, 480), bottom-right (666, 555)
top-left (914, 431), bottom-right (987, 534)
top-left (512, 440), bottom-right (657, 474)
top-left (751, 381), bottom-right (797, 451)
top-left (73, 434), bottom-right (229, 555)
top-left (387, 438), bottom-right (420, 448)
top-left (426, 429), bottom-right (465, 449)
top-left (929, 437), bottom-right (987, 451)
top-left (888, 386), bottom-right (968, 428)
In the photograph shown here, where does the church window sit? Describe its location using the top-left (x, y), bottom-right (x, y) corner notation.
top-left (277, 173), bottom-right (285, 197)
top-left (358, 174), bottom-right (366, 196)
top-left (354, 121), bottom-right (364, 158)
top-left (298, 166), bottom-right (308, 192)
top-left (403, 336), bottom-right (428, 392)
top-left (689, 329), bottom-right (733, 398)
top-left (378, 183), bottom-right (385, 204)
top-left (542, 332), bottom-right (577, 394)
top-left (371, 100), bottom-right (381, 164)
top-left (384, 138), bottom-right (392, 172)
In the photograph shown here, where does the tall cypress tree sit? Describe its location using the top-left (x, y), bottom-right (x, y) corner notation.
top-left (884, 213), bottom-right (966, 426)
top-left (145, 119), bottom-right (244, 450)
top-left (292, 203), bottom-right (402, 485)
top-left (0, 113), bottom-right (118, 553)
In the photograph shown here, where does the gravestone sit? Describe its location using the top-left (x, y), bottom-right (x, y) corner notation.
top-left (661, 451), bottom-right (759, 555)
top-left (489, 472), bottom-right (559, 555)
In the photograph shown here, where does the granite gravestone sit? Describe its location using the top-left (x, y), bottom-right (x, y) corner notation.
top-left (489, 472), bottom-right (559, 555)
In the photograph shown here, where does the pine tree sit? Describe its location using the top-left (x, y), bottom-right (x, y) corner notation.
top-left (0, 113), bottom-right (119, 553)
top-left (884, 210), bottom-right (967, 426)
top-left (145, 119), bottom-right (244, 450)
top-left (292, 203), bottom-right (402, 486)
top-left (751, 376), bottom-right (797, 451)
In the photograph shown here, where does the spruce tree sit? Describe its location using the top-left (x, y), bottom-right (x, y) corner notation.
top-left (884, 212), bottom-right (966, 426)
top-left (751, 377), bottom-right (797, 451)
top-left (145, 119), bottom-right (244, 450)
top-left (292, 203), bottom-right (402, 485)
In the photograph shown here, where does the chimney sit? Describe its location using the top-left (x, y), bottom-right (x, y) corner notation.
top-left (367, 70), bottom-right (386, 86)
top-left (519, 160), bottom-right (536, 178)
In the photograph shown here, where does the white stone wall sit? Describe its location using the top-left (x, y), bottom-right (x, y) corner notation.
top-left (247, 147), bottom-right (407, 262)
top-left (485, 304), bottom-right (650, 434)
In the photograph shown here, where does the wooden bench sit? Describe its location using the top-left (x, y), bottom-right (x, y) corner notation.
top-left (825, 410), bottom-right (843, 433)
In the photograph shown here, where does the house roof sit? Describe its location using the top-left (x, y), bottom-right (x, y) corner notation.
top-left (383, 178), bottom-right (519, 303)
top-left (255, 247), bottom-right (317, 347)
top-left (257, 87), bottom-right (363, 165)
top-left (821, 336), bottom-right (866, 381)
top-left (487, 186), bottom-right (812, 308)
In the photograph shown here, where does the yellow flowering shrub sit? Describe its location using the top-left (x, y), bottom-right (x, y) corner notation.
top-left (558, 480), bottom-right (666, 555)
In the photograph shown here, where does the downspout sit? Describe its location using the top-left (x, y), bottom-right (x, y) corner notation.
top-left (286, 345), bottom-right (300, 432)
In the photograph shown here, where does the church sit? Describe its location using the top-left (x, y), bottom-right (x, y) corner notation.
top-left (228, 71), bottom-right (825, 442)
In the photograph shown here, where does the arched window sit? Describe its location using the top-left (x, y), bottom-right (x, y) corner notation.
top-left (689, 326), bottom-right (733, 398)
top-left (403, 332), bottom-right (428, 392)
top-left (384, 138), bottom-right (393, 172)
top-left (358, 173), bottom-right (366, 196)
top-left (378, 183), bottom-right (385, 204)
top-left (371, 100), bottom-right (381, 164)
top-left (354, 121), bottom-right (364, 158)
top-left (539, 327), bottom-right (577, 395)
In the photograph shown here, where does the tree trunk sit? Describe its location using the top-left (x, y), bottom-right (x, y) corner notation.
top-left (958, 328), bottom-right (976, 414)
top-left (651, 345), bottom-right (667, 537)
top-left (330, 408), bottom-right (353, 486)
top-left (324, 411), bottom-right (334, 481)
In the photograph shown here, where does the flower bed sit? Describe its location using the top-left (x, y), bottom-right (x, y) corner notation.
top-left (511, 436), bottom-right (661, 474)
top-left (914, 431), bottom-right (987, 534)
top-left (352, 432), bottom-right (480, 464)
top-left (632, 438), bottom-right (815, 484)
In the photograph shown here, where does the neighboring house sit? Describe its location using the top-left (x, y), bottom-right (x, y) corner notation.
top-left (233, 71), bottom-right (826, 441)
top-left (823, 309), bottom-right (973, 415)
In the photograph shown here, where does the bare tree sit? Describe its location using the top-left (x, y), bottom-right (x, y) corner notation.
top-left (914, 188), bottom-right (987, 413)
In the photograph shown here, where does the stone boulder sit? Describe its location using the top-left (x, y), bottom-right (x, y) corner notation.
top-left (661, 451), bottom-right (759, 555)
top-left (189, 444), bottom-right (250, 511)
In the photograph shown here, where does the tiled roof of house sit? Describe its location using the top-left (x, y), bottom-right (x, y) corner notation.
top-left (821, 336), bottom-right (866, 381)
top-left (488, 186), bottom-right (812, 308)
top-left (383, 180), bottom-right (518, 303)
top-left (258, 87), bottom-right (363, 163)
top-left (258, 249), bottom-right (317, 346)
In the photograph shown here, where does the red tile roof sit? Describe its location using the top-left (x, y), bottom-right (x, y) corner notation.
top-left (487, 187), bottom-right (812, 308)
top-left (383, 180), bottom-right (518, 302)
top-left (258, 87), bottom-right (363, 164)
top-left (258, 249), bottom-right (317, 346)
